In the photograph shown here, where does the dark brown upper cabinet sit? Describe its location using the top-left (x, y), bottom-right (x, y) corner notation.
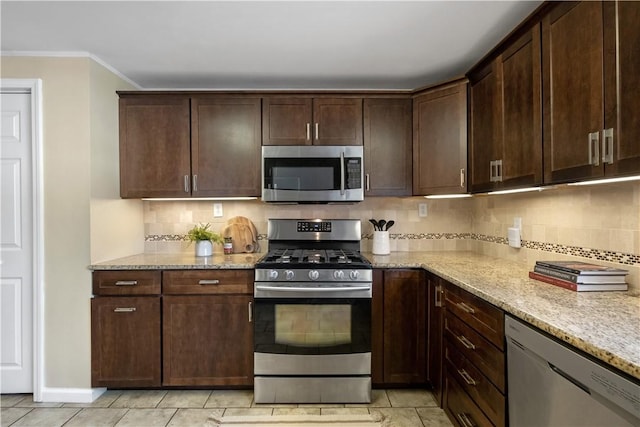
top-left (542, 1), bottom-right (640, 183)
top-left (469, 24), bottom-right (542, 193)
top-left (363, 98), bottom-right (412, 196)
top-left (262, 97), bottom-right (363, 146)
top-left (413, 80), bottom-right (468, 195)
top-left (118, 94), bottom-right (262, 198)
top-left (119, 96), bottom-right (191, 198)
top-left (191, 97), bottom-right (262, 197)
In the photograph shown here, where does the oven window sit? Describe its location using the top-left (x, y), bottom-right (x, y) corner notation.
top-left (275, 304), bottom-right (351, 347)
top-left (264, 158), bottom-right (340, 191)
top-left (254, 298), bottom-right (371, 355)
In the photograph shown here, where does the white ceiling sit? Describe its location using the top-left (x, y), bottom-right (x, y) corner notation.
top-left (1, 1), bottom-right (543, 90)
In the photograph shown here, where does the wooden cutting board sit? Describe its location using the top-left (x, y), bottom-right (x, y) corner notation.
top-left (221, 217), bottom-right (258, 253)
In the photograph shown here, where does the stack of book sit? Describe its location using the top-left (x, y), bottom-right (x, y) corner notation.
top-left (529, 260), bottom-right (629, 292)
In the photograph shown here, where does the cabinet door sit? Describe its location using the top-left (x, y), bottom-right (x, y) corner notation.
top-left (500, 24), bottom-right (543, 188)
top-left (383, 269), bottom-right (426, 384)
top-left (119, 96), bottom-right (191, 198)
top-left (163, 295), bottom-right (253, 386)
top-left (364, 98), bottom-right (412, 196)
top-left (91, 296), bottom-right (161, 387)
top-left (313, 98), bottom-right (363, 146)
top-left (470, 62), bottom-right (501, 193)
top-left (262, 97), bottom-right (313, 145)
top-left (427, 274), bottom-right (444, 406)
top-left (603, 1), bottom-right (640, 177)
top-left (542, 1), bottom-right (605, 183)
top-left (413, 81), bottom-right (468, 195)
top-left (191, 97), bottom-right (262, 197)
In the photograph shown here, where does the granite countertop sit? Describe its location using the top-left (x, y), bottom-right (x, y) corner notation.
top-left (90, 250), bottom-right (640, 381)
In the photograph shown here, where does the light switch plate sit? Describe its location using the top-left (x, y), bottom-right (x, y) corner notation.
top-left (418, 203), bottom-right (428, 217)
top-left (213, 203), bottom-right (223, 217)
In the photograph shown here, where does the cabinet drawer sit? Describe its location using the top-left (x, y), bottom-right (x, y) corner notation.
top-left (444, 284), bottom-right (504, 350)
top-left (444, 369), bottom-right (493, 427)
top-left (444, 312), bottom-right (505, 392)
top-left (92, 270), bottom-right (161, 295)
top-left (445, 340), bottom-right (505, 427)
top-left (163, 270), bottom-right (252, 294)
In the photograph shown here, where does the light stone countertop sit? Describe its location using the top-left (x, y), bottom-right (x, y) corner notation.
top-left (90, 250), bottom-right (640, 381)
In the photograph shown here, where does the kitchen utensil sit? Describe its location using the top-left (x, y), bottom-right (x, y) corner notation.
top-left (369, 219), bottom-right (380, 231)
top-left (378, 220), bottom-right (386, 231)
top-left (222, 216), bottom-right (259, 253)
top-left (385, 220), bottom-right (395, 231)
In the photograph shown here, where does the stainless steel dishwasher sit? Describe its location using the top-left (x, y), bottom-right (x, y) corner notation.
top-left (506, 315), bottom-right (640, 426)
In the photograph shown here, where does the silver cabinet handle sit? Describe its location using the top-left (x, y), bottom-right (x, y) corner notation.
top-left (489, 160), bottom-right (495, 182)
top-left (198, 279), bottom-right (220, 285)
top-left (184, 175), bottom-right (190, 193)
top-left (193, 174), bottom-right (198, 192)
top-left (602, 128), bottom-right (614, 164)
top-left (457, 413), bottom-right (476, 427)
top-left (115, 280), bottom-right (137, 286)
top-left (496, 159), bottom-right (503, 182)
top-left (114, 307), bottom-right (136, 313)
top-left (306, 123), bottom-right (310, 141)
top-left (340, 151), bottom-right (345, 195)
top-left (248, 301), bottom-right (253, 323)
top-left (458, 368), bottom-right (477, 386)
top-left (457, 334), bottom-right (476, 350)
top-left (460, 168), bottom-right (465, 187)
top-left (588, 132), bottom-right (600, 166)
top-left (365, 173), bottom-right (370, 191)
top-left (315, 123), bottom-right (319, 140)
top-left (434, 285), bottom-right (443, 308)
top-left (456, 301), bottom-right (475, 314)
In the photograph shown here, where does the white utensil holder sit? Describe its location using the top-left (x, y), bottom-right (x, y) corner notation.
top-left (372, 231), bottom-right (390, 255)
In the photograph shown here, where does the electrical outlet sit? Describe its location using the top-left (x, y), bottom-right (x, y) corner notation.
top-left (418, 203), bottom-right (428, 217)
top-left (213, 203), bottom-right (223, 217)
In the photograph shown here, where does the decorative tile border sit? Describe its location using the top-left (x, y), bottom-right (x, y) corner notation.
top-left (146, 233), bottom-right (639, 266)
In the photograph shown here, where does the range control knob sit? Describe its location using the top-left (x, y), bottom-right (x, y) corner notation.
top-left (268, 270), bottom-right (279, 280)
top-left (309, 270), bottom-right (320, 280)
top-left (349, 270), bottom-right (360, 281)
top-left (333, 270), bottom-right (345, 280)
top-left (285, 270), bottom-right (295, 281)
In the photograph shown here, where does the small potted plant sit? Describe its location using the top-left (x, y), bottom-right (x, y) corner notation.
top-left (187, 223), bottom-right (223, 257)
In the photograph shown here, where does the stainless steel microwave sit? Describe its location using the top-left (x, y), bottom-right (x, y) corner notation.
top-left (262, 145), bottom-right (364, 203)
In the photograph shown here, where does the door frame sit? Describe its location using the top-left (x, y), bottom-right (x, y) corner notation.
top-left (1, 79), bottom-right (44, 400)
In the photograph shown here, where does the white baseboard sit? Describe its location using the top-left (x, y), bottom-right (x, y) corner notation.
top-left (39, 387), bottom-right (106, 403)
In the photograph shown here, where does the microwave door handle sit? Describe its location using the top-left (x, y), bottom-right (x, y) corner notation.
top-left (340, 151), bottom-right (346, 195)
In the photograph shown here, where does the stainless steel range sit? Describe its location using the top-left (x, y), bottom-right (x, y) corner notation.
top-left (253, 218), bottom-right (372, 404)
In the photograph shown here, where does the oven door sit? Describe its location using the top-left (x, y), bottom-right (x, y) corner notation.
top-left (262, 145), bottom-right (363, 203)
top-left (254, 296), bottom-right (371, 356)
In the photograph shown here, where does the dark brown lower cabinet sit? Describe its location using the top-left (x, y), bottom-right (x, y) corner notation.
top-left (372, 269), bottom-right (426, 385)
top-left (444, 369), bottom-right (493, 427)
top-left (427, 273), bottom-right (444, 405)
top-left (91, 296), bottom-right (161, 388)
top-left (162, 295), bottom-right (253, 386)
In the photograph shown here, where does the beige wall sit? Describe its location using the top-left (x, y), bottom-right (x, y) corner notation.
top-left (1, 56), bottom-right (142, 390)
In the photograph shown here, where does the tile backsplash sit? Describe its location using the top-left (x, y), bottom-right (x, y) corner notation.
top-left (144, 181), bottom-right (639, 290)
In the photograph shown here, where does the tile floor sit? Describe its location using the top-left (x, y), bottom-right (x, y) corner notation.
top-left (1, 389), bottom-right (453, 427)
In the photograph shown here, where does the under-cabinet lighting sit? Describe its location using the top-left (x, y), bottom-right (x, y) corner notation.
top-left (487, 187), bottom-right (544, 195)
top-left (141, 197), bottom-right (259, 201)
top-left (424, 194), bottom-right (473, 199)
top-left (567, 175), bottom-right (640, 186)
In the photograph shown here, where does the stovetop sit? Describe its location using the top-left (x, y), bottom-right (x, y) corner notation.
top-left (256, 248), bottom-right (371, 269)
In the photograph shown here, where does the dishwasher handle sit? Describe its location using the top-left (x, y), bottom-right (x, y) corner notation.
top-left (549, 363), bottom-right (591, 395)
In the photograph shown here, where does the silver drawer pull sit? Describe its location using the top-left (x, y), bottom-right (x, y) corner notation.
top-left (248, 301), bottom-right (253, 323)
top-left (114, 307), bottom-right (136, 313)
top-left (457, 413), bottom-right (476, 427)
top-left (115, 280), bottom-right (137, 286)
top-left (199, 279), bottom-right (220, 285)
top-left (457, 334), bottom-right (476, 350)
top-left (458, 368), bottom-right (477, 386)
top-left (456, 301), bottom-right (475, 314)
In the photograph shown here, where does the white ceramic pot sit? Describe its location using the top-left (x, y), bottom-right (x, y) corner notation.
top-left (195, 240), bottom-right (213, 257)
top-left (372, 231), bottom-right (390, 255)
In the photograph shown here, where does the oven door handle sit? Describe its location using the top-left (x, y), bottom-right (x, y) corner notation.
top-left (255, 285), bottom-right (371, 293)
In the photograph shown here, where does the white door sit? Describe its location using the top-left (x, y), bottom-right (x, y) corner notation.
top-left (1, 90), bottom-right (33, 393)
